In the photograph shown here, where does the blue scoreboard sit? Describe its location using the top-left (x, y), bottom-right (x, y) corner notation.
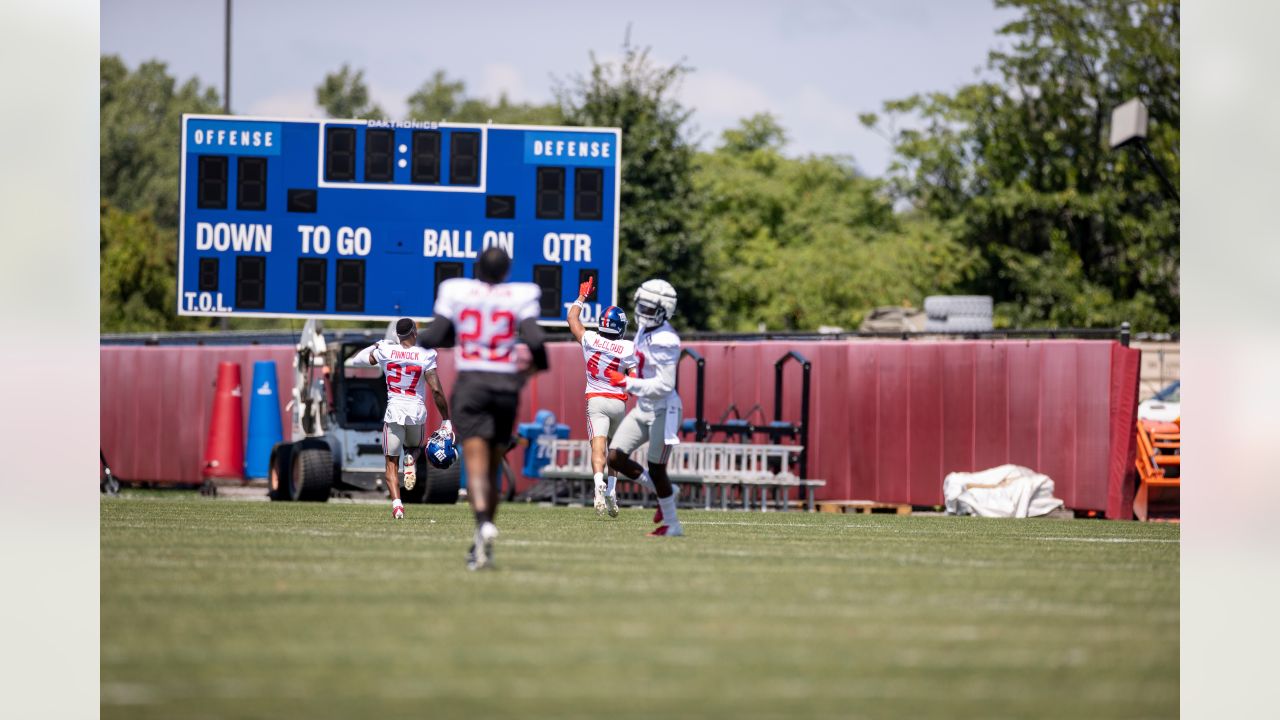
top-left (178, 114), bottom-right (621, 324)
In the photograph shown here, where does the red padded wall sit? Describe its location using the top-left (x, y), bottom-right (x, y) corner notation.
top-left (100, 346), bottom-right (294, 484)
top-left (99, 339), bottom-right (1141, 515)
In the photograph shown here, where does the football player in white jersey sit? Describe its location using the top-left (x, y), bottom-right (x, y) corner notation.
top-left (419, 247), bottom-right (549, 570)
top-left (567, 275), bottom-right (635, 518)
top-left (604, 278), bottom-right (685, 537)
top-left (357, 318), bottom-right (452, 520)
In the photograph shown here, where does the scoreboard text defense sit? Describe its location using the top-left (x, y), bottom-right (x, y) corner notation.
top-left (178, 115), bottom-right (621, 324)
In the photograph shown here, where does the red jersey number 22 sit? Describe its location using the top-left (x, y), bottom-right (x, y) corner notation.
top-left (459, 309), bottom-right (517, 361)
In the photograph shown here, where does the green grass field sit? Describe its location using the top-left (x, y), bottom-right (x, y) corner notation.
top-left (101, 496), bottom-right (1178, 719)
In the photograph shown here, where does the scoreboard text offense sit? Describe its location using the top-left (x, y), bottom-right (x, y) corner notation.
top-left (178, 115), bottom-right (621, 324)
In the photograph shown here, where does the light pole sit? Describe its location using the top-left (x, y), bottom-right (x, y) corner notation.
top-left (224, 0), bottom-right (231, 114)
top-left (220, 0), bottom-right (232, 331)
top-left (1109, 98), bottom-right (1178, 202)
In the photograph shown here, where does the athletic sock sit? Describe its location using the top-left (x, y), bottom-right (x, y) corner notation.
top-left (606, 476), bottom-right (617, 495)
top-left (475, 510), bottom-right (492, 527)
top-left (593, 471), bottom-right (605, 486)
top-left (392, 498), bottom-right (403, 508)
top-left (636, 470), bottom-right (655, 492)
top-left (658, 493), bottom-right (679, 527)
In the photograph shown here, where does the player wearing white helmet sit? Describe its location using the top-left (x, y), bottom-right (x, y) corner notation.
top-left (356, 318), bottom-right (452, 520)
top-left (567, 275), bottom-right (635, 518)
top-left (604, 278), bottom-right (685, 537)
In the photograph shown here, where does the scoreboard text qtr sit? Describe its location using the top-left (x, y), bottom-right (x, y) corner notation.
top-left (178, 115), bottom-right (622, 324)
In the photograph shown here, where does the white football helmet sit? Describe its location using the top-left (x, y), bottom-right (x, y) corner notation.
top-left (633, 279), bottom-right (677, 328)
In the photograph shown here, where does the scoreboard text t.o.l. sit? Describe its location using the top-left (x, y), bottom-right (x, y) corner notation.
top-left (178, 114), bottom-right (621, 324)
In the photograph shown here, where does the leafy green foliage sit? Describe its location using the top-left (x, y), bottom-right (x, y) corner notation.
top-left (696, 115), bottom-right (980, 330)
top-left (866, 0), bottom-right (1179, 331)
top-left (407, 70), bottom-right (563, 125)
top-left (100, 56), bottom-right (221, 332)
top-left (315, 64), bottom-right (384, 119)
top-left (100, 203), bottom-right (182, 331)
top-left (558, 44), bottom-right (711, 329)
top-left (100, 56), bottom-right (221, 230)
top-left (99, 1), bottom-right (1180, 335)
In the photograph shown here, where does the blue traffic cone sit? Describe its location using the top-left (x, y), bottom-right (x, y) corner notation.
top-left (244, 360), bottom-right (284, 478)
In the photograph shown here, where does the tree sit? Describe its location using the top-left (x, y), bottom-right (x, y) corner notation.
top-left (100, 56), bottom-right (222, 332)
top-left (100, 202), bottom-right (184, 332)
top-left (558, 43), bottom-right (711, 329)
top-left (100, 55), bottom-right (221, 229)
top-left (316, 64), bottom-right (385, 119)
top-left (406, 70), bottom-right (562, 125)
top-left (695, 115), bottom-right (980, 330)
top-left (864, 0), bottom-right (1179, 331)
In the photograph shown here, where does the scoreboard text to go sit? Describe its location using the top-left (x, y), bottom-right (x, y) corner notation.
top-left (178, 116), bottom-right (622, 323)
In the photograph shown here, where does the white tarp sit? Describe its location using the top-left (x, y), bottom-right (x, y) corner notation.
top-left (943, 464), bottom-right (1065, 518)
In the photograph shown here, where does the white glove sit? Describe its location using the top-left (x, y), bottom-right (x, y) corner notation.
top-left (440, 419), bottom-right (454, 439)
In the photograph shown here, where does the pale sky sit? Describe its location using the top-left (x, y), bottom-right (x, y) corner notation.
top-left (101, 0), bottom-right (1014, 176)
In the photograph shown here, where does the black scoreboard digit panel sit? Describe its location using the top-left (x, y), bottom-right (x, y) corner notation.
top-left (178, 116), bottom-right (622, 324)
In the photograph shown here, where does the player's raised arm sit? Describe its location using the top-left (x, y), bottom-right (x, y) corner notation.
top-left (567, 276), bottom-right (594, 343)
top-left (357, 343), bottom-right (380, 366)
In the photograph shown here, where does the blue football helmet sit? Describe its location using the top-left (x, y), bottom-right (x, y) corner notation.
top-left (597, 305), bottom-right (628, 340)
top-left (425, 428), bottom-right (457, 469)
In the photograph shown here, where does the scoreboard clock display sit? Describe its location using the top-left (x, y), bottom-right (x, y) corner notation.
top-left (178, 114), bottom-right (621, 324)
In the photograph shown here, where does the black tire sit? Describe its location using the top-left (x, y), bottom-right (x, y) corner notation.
top-left (267, 443), bottom-right (294, 501)
top-left (290, 447), bottom-right (333, 502)
top-left (403, 462), bottom-right (462, 504)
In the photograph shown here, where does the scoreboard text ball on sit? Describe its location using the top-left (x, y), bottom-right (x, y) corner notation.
top-left (178, 115), bottom-right (621, 324)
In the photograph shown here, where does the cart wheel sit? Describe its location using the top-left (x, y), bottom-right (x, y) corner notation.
top-left (290, 446), bottom-right (333, 502)
top-left (267, 443), bottom-right (294, 501)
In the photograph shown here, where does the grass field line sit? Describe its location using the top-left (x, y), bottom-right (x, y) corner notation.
top-left (103, 517), bottom-right (1178, 545)
top-left (101, 500), bottom-right (1179, 719)
top-left (102, 512), bottom-right (1177, 545)
top-left (683, 519), bottom-right (1180, 542)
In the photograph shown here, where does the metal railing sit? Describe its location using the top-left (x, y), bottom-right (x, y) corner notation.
top-left (101, 322), bottom-right (1162, 347)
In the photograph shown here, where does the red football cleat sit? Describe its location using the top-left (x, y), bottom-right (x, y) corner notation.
top-left (392, 505), bottom-right (405, 520)
top-left (652, 485), bottom-right (679, 524)
top-left (647, 524), bottom-right (683, 537)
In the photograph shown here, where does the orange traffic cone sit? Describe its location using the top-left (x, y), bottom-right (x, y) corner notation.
top-left (202, 361), bottom-right (245, 480)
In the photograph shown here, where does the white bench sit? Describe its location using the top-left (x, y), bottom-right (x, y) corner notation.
top-left (538, 440), bottom-right (826, 512)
